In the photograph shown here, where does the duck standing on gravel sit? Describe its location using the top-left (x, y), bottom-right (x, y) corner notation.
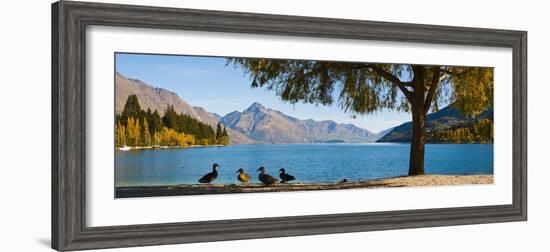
top-left (279, 168), bottom-right (296, 184)
top-left (198, 163), bottom-right (220, 184)
top-left (236, 168), bottom-right (251, 184)
top-left (257, 166), bottom-right (278, 186)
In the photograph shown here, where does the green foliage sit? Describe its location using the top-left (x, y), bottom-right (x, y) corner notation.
top-left (228, 59), bottom-right (396, 114)
top-left (228, 59), bottom-right (493, 117)
top-left (143, 108), bottom-right (162, 135)
top-left (222, 127), bottom-right (228, 137)
top-left (214, 123), bottom-right (231, 145)
top-left (161, 105), bottom-right (179, 129)
top-left (149, 110), bottom-right (162, 134)
top-left (115, 94), bottom-right (228, 148)
top-left (215, 125), bottom-right (230, 145)
top-left (216, 123), bottom-right (222, 140)
top-left (121, 94), bottom-right (142, 122)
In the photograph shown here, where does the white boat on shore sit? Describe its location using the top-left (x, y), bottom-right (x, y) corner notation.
top-left (118, 146), bottom-right (131, 151)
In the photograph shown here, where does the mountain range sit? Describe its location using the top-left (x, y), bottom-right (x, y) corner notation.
top-left (377, 104), bottom-right (493, 142)
top-left (115, 73), bottom-right (384, 144)
top-left (220, 102), bottom-right (381, 143)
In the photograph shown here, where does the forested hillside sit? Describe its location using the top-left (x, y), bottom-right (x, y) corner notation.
top-left (377, 104), bottom-right (493, 143)
top-left (115, 94), bottom-right (229, 148)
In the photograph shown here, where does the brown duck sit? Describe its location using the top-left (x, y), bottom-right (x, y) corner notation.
top-left (236, 168), bottom-right (251, 184)
top-left (257, 166), bottom-right (278, 186)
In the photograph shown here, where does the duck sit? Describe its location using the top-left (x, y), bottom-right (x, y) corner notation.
top-left (279, 168), bottom-right (296, 183)
top-left (236, 168), bottom-right (251, 184)
top-left (257, 166), bottom-right (278, 186)
top-left (198, 163), bottom-right (220, 183)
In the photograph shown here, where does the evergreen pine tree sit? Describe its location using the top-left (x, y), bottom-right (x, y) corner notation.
top-left (121, 94), bottom-right (142, 120)
top-left (222, 126), bottom-right (228, 137)
top-left (215, 123), bottom-right (222, 142)
top-left (150, 110), bottom-right (162, 134)
top-left (162, 105), bottom-right (178, 129)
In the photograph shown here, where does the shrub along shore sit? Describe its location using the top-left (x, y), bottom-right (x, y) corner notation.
top-left (116, 174), bottom-right (493, 198)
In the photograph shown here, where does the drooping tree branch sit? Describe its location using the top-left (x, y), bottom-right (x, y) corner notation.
top-left (424, 66), bottom-right (442, 112)
top-left (366, 64), bottom-right (413, 101)
top-left (229, 58), bottom-right (492, 118)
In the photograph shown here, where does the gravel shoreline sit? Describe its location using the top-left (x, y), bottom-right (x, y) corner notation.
top-left (116, 174), bottom-right (493, 198)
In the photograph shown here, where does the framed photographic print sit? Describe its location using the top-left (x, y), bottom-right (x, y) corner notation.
top-left (52, 1), bottom-right (527, 251)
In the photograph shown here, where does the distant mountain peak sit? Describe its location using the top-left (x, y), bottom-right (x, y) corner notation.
top-left (245, 102), bottom-right (266, 111)
top-left (220, 102), bottom-right (380, 144)
top-left (250, 102), bottom-right (263, 107)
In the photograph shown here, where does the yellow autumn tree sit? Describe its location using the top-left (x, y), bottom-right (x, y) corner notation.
top-left (141, 118), bottom-right (151, 146)
top-left (126, 116), bottom-right (140, 147)
top-left (152, 131), bottom-right (161, 147)
top-left (159, 127), bottom-right (179, 146)
top-left (176, 133), bottom-right (188, 146)
top-left (115, 122), bottom-right (126, 147)
top-left (185, 134), bottom-right (195, 145)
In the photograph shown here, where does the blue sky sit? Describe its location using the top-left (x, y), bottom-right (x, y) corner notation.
top-left (115, 53), bottom-right (412, 133)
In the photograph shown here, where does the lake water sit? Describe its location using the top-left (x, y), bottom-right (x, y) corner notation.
top-left (115, 143), bottom-right (493, 187)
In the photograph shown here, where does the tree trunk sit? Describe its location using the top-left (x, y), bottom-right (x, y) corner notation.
top-left (408, 102), bottom-right (426, 175)
top-left (408, 66), bottom-right (427, 175)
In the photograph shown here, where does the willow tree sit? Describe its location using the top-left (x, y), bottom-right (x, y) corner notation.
top-left (229, 59), bottom-right (493, 175)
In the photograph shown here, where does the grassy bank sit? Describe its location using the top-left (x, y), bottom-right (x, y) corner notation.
top-left (116, 174), bottom-right (493, 198)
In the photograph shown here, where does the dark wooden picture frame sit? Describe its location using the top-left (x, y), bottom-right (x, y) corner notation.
top-left (52, 1), bottom-right (527, 251)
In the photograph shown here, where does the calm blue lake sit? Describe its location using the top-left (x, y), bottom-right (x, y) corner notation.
top-left (115, 143), bottom-right (493, 187)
